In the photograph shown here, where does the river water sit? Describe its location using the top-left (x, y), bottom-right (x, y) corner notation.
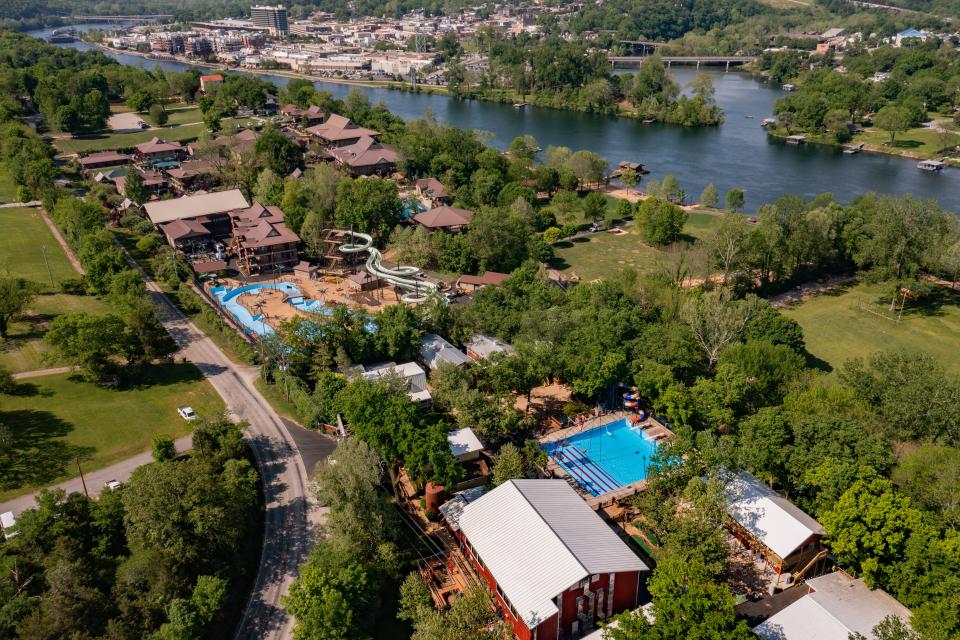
top-left (29, 24), bottom-right (959, 211)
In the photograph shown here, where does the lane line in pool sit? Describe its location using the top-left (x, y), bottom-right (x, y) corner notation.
top-left (554, 447), bottom-right (619, 495)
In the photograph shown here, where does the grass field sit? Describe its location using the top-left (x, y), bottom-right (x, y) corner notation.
top-left (0, 208), bottom-right (77, 284)
top-left (0, 363), bottom-right (225, 501)
top-left (854, 125), bottom-right (957, 158)
top-left (549, 211), bottom-right (721, 281)
top-left (0, 293), bottom-right (114, 373)
top-left (781, 281), bottom-right (960, 374)
top-left (54, 116), bottom-right (245, 154)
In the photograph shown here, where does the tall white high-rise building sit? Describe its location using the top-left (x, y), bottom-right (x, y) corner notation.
top-left (251, 5), bottom-right (288, 36)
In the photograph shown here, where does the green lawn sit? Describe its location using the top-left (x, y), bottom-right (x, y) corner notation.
top-left (854, 125), bottom-right (958, 158)
top-left (54, 116), bottom-right (245, 154)
top-left (0, 293), bottom-right (114, 373)
top-left (0, 363), bottom-right (225, 501)
top-left (781, 281), bottom-right (960, 375)
top-left (549, 212), bottom-right (721, 281)
top-left (155, 106), bottom-right (203, 127)
top-left (0, 208), bottom-right (77, 284)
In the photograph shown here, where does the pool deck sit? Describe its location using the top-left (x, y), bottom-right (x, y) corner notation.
top-left (540, 411), bottom-right (674, 510)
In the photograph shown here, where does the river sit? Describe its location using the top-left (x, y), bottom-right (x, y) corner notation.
top-left (29, 24), bottom-right (959, 211)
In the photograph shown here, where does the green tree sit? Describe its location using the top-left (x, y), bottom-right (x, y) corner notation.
top-left (0, 277), bottom-right (35, 339)
top-left (465, 206), bottom-right (532, 273)
top-left (637, 197), bottom-right (687, 245)
top-left (681, 290), bottom-right (761, 368)
top-left (124, 170), bottom-right (148, 205)
top-left (700, 182), bottom-right (718, 208)
top-left (893, 445), bottom-right (960, 528)
top-left (152, 434), bottom-right (176, 462)
top-left (149, 103), bottom-right (168, 127)
top-left (44, 312), bottom-right (127, 381)
top-left (725, 188), bottom-right (745, 212)
top-left (821, 467), bottom-right (930, 587)
top-left (128, 89), bottom-right (155, 113)
top-left (582, 191), bottom-right (607, 223)
top-left (334, 178), bottom-right (401, 238)
top-left (619, 167), bottom-right (638, 188)
top-left (254, 168), bottom-right (284, 205)
top-left (254, 127), bottom-right (304, 176)
top-left (874, 105), bottom-right (912, 145)
top-left (492, 443), bottom-right (524, 486)
top-left (608, 555), bottom-right (753, 640)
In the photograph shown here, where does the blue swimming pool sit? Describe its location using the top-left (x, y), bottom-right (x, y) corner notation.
top-left (543, 418), bottom-right (660, 496)
top-left (211, 282), bottom-right (331, 336)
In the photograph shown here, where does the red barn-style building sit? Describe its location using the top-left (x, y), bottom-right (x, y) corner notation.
top-left (451, 480), bottom-right (648, 640)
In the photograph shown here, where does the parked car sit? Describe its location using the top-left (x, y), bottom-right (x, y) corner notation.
top-left (1, 511), bottom-right (17, 540)
top-left (177, 406), bottom-right (196, 420)
top-left (104, 479), bottom-right (121, 491)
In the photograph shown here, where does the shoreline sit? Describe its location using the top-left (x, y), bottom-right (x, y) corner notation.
top-left (85, 40), bottom-right (725, 126)
top-left (767, 127), bottom-right (958, 165)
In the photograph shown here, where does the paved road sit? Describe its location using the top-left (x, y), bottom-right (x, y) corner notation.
top-left (0, 434), bottom-right (193, 517)
top-left (137, 270), bottom-right (323, 640)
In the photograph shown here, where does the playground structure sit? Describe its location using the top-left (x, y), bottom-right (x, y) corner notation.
top-left (337, 229), bottom-right (442, 304)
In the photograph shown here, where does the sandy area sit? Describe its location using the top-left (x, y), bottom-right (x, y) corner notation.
top-left (224, 275), bottom-right (405, 329)
top-left (108, 112), bottom-right (147, 133)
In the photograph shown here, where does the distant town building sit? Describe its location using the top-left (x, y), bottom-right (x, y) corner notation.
top-left (251, 4), bottom-right (289, 36)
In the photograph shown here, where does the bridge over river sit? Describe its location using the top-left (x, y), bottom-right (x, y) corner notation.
top-left (609, 55), bottom-right (758, 70)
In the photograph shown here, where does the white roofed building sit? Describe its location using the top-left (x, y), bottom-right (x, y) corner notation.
top-left (724, 471), bottom-right (825, 573)
top-left (361, 361), bottom-right (431, 406)
top-left (754, 572), bottom-right (913, 640)
top-left (447, 427), bottom-right (484, 462)
top-left (144, 189), bottom-right (249, 225)
top-left (419, 334), bottom-right (471, 370)
top-left (453, 479), bottom-right (648, 640)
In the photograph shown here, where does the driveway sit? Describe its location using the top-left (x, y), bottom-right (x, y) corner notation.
top-left (108, 111), bottom-right (147, 133)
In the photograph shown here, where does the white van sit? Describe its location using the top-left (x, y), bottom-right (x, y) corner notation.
top-left (1, 511), bottom-right (17, 540)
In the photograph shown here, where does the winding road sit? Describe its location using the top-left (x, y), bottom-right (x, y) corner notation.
top-left (137, 268), bottom-right (324, 639)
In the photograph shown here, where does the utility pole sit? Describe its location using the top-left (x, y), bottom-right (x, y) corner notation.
top-left (75, 455), bottom-right (90, 498)
top-left (41, 246), bottom-right (54, 286)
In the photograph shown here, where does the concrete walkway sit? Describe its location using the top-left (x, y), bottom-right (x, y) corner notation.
top-left (11, 366), bottom-right (75, 380)
top-left (0, 201), bottom-right (42, 208)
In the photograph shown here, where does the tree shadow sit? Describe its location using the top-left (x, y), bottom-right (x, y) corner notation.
top-left (0, 409), bottom-right (94, 491)
top-left (6, 382), bottom-right (44, 398)
top-left (119, 361), bottom-right (206, 391)
top-left (803, 351), bottom-right (833, 373)
top-left (890, 139), bottom-right (923, 149)
top-left (546, 256), bottom-right (571, 270)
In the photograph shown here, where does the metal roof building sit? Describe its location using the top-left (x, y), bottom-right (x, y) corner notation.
top-left (724, 470), bottom-right (824, 563)
top-left (144, 189), bottom-right (250, 224)
top-left (754, 572), bottom-right (913, 640)
top-left (456, 479), bottom-right (648, 637)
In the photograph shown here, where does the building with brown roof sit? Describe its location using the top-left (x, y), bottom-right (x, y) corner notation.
top-left (413, 206), bottom-right (474, 232)
top-left (306, 113), bottom-right (380, 147)
top-left (281, 103), bottom-right (325, 125)
top-left (160, 218), bottom-right (212, 249)
top-left (135, 137), bottom-right (188, 164)
top-left (230, 202), bottom-right (300, 275)
top-left (78, 151), bottom-right (132, 171)
top-left (114, 168), bottom-right (168, 198)
top-left (165, 159), bottom-right (217, 193)
top-left (327, 136), bottom-right (398, 176)
top-left (456, 271), bottom-right (509, 292)
top-left (415, 178), bottom-right (449, 206)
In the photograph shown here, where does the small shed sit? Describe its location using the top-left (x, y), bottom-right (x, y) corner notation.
top-left (456, 271), bottom-right (509, 292)
top-left (447, 427), bottom-right (484, 462)
top-left (465, 333), bottom-right (514, 360)
top-left (293, 260), bottom-right (319, 280)
top-left (345, 269), bottom-right (380, 291)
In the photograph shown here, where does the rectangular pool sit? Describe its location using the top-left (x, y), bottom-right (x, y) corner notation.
top-left (543, 418), bottom-right (659, 496)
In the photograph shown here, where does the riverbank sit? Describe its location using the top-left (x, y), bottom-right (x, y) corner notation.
top-left (767, 126), bottom-right (960, 166)
top-left (84, 40), bottom-right (723, 127)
